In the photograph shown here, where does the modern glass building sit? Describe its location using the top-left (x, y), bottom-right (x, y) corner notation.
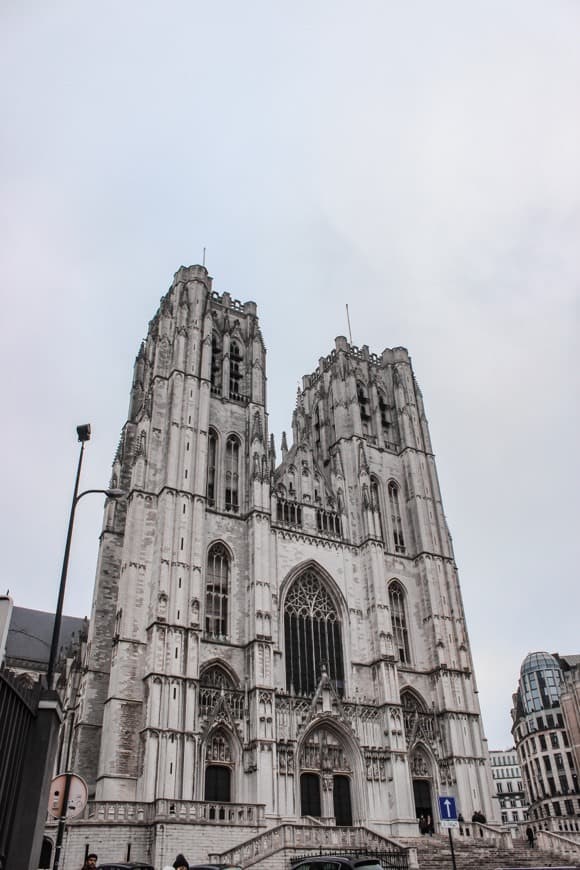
top-left (512, 652), bottom-right (580, 835)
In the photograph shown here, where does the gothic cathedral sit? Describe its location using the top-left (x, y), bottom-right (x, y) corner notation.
top-left (69, 264), bottom-right (494, 862)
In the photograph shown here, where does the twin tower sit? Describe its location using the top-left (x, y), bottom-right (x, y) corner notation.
top-left (70, 264), bottom-right (494, 846)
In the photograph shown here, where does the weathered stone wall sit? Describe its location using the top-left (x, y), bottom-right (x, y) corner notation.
top-left (67, 265), bottom-right (496, 843)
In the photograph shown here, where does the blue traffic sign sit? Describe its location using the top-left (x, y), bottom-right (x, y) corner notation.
top-left (438, 795), bottom-right (458, 821)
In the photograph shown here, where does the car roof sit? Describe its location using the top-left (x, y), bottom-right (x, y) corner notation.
top-left (292, 858), bottom-right (380, 867)
top-left (97, 864), bottom-right (154, 869)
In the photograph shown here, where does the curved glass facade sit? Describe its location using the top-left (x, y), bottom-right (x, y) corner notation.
top-left (519, 652), bottom-right (562, 715)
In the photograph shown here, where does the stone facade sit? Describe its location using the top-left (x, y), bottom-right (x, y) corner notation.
top-left (60, 265), bottom-right (495, 867)
top-left (489, 748), bottom-right (528, 832)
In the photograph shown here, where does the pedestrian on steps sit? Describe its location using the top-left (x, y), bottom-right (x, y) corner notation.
top-left (526, 826), bottom-right (535, 848)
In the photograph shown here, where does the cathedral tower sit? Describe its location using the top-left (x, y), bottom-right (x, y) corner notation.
top-left (70, 265), bottom-right (494, 860)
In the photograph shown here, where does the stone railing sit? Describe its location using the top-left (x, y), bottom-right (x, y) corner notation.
top-left (537, 829), bottom-right (580, 861)
top-left (210, 823), bottom-right (414, 869)
top-left (82, 799), bottom-right (265, 826)
top-left (520, 817), bottom-right (580, 838)
top-left (456, 821), bottom-right (513, 849)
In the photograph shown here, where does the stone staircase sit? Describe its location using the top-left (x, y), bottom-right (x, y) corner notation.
top-left (209, 822), bottom-right (413, 870)
top-left (398, 833), bottom-right (579, 870)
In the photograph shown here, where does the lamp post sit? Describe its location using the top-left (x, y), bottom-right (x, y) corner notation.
top-left (46, 424), bottom-right (126, 690)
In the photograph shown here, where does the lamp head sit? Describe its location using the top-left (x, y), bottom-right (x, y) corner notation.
top-left (76, 424), bottom-right (91, 443)
top-left (105, 488), bottom-right (127, 499)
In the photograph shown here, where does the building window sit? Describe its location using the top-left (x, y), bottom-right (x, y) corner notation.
top-left (225, 435), bottom-right (240, 512)
top-left (211, 332), bottom-right (222, 393)
top-left (388, 481), bottom-right (406, 553)
top-left (316, 508), bottom-right (342, 537)
top-left (284, 569), bottom-right (344, 697)
top-left (389, 580), bottom-right (411, 664)
top-left (370, 476), bottom-right (384, 539)
top-left (207, 429), bottom-right (217, 507)
top-left (313, 404), bottom-right (322, 450)
top-left (357, 382), bottom-right (371, 436)
top-left (229, 340), bottom-right (244, 400)
top-left (277, 499), bottom-right (302, 526)
top-left (205, 543), bottom-right (229, 638)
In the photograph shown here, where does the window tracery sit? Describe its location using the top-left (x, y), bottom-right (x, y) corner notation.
top-left (388, 481), bottom-right (406, 553)
top-left (207, 429), bottom-right (217, 507)
top-left (389, 581), bottom-right (411, 664)
top-left (284, 570), bottom-right (344, 696)
top-left (211, 332), bottom-right (222, 394)
top-left (229, 340), bottom-right (244, 400)
top-left (205, 543), bottom-right (229, 638)
top-left (225, 436), bottom-right (240, 512)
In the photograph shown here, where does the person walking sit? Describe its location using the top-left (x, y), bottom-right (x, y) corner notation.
top-left (526, 826), bottom-right (535, 848)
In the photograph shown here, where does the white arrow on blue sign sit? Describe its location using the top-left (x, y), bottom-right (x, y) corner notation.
top-left (438, 795), bottom-right (458, 822)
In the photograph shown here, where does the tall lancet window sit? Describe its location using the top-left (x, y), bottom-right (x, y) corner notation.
top-left (370, 476), bottom-right (383, 540)
top-left (205, 543), bottom-right (230, 638)
top-left (207, 429), bottom-right (217, 507)
top-left (357, 382), bottom-right (371, 436)
top-left (389, 580), bottom-right (411, 664)
top-left (211, 332), bottom-right (222, 393)
top-left (225, 435), bottom-right (240, 512)
top-left (284, 570), bottom-right (344, 696)
top-left (229, 340), bottom-right (244, 400)
top-left (388, 480), bottom-right (406, 553)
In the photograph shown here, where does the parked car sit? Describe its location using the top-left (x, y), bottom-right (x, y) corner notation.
top-left (189, 865), bottom-right (243, 870)
top-left (291, 858), bottom-right (383, 870)
top-left (97, 863), bottom-right (154, 870)
top-left (189, 865), bottom-right (242, 870)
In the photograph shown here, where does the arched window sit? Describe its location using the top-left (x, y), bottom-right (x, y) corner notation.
top-left (225, 436), bottom-right (240, 512)
top-left (229, 340), bottom-right (244, 399)
top-left (388, 481), bottom-right (406, 553)
top-left (200, 664), bottom-right (235, 689)
top-left (370, 476), bottom-right (383, 540)
top-left (357, 382), bottom-right (371, 436)
top-left (211, 332), bottom-right (222, 393)
top-left (207, 429), bottom-right (217, 507)
top-left (389, 581), bottom-right (410, 664)
top-left (328, 388), bottom-right (336, 445)
top-left (205, 544), bottom-right (229, 638)
top-left (313, 404), bottom-right (322, 450)
top-left (284, 570), bottom-right (344, 696)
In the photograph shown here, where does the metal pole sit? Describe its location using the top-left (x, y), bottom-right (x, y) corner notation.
top-left (52, 771), bottom-right (72, 870)
top-left (46, 439), bottom-right (86, 689)
top-left (448, 827), bottom-right (457, 870)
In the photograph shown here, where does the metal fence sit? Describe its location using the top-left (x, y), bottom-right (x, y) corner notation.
top-left (290, 848), bottom-right (410, 870)
top-left (0, 667), bottom-right (41, 869)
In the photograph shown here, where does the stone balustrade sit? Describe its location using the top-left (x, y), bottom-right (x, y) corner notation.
top-left (456, 821), bottom-right (514, 849)
top-left (537, 829), bottom-right (580, 861)
top-left (211, 822), bottom-right (413, 869)
top-left (82, 799), bottom-right (265, 826)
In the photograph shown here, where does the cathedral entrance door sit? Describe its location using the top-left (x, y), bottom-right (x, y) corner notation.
top-left (333, 775), bottom-right (352, 826)
top-left (413, 779), bottom-right (432, 826)
top-left (300, 772), bottom-right (322, 817)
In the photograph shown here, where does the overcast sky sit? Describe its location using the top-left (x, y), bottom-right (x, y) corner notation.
top-left (1, 1), bottom-right (578, 749)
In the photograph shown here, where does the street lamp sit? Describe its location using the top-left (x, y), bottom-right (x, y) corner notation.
top-left (46, 425), bottom-right (126, 690)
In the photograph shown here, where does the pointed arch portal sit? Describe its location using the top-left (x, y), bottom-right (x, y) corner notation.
top-left (299, 725), bottom-right (353, 825)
